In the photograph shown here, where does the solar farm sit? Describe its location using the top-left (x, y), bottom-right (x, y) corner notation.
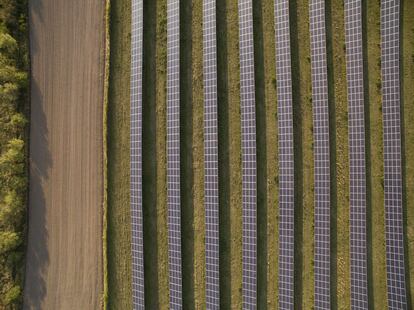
top-left (106, 0), bottom-right (414, 308)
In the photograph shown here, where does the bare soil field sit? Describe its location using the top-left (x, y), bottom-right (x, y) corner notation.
top-left (23, 0), bottom-right (105, 309)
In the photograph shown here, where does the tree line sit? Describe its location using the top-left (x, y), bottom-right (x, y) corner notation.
top-left (0, 0), bottom-right (29, 308)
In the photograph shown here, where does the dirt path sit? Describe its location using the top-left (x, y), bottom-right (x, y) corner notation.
top-left (23, 0), bottom-right (105, 309)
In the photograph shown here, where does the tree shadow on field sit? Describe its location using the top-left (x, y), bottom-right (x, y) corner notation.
top-left (28, 0), bottom-right (44, 58)
top-left (23, 79), bottom-right (51, 310)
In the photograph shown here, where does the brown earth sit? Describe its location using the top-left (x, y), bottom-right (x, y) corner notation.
top-left (23, 0), bottom-right (105, 309)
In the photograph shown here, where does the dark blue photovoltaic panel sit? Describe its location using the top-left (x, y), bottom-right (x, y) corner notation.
top-left (238, 0), bottom-right (257, 308)
top-left (309, 1), bottom-right (331, 309)
top-left (130, 0), bottom-right (145, 308)
top-left (274, 0), bottom-right (295, 309)
top-left (167, 0), bottom-right (183, 308)
top-left (380, 1), bottom-right (408, 309)
top-left (344, 1), bottom-right (369, 309)
top-left (203, 0), bottom-right (220, 308)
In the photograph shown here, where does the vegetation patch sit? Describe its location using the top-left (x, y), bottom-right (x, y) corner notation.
top-left (293, 0), bottom-right (315, 308)
top-left (365, 0), bottom-right (387, 307)
top-left (106, 0), bottom-right (132, 308)
top-left (326, 1), bottom-right (350, 308)
top-left (402, 0), bottom-right (414, 306)
top-left (260, 0), bottom-right (278, 308)
top-left (0, 1), bottom-right (29, 308)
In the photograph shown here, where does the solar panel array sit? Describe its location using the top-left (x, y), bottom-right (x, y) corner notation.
top-left (309, 1), bottom-right (331, 308)
top-left (238, 0), bottom-right (257, 308)
top-left (274, 0), bottom-right (295, 308)
top-left (130, 0), bottom-right (145, 308)
top-left (344, 1), bottom-right (369, 309)
top-left (202, 0), bottom-right (220, 308)
top-left (167, 0), bottom-right (183, 308)
top-left (380, 1), bottom-right (408, 309)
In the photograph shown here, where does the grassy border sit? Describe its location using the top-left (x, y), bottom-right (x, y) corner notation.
top-left (102, 0), bottom-right (111, 308)
top-left (401, 0), bottom-right (414, 306)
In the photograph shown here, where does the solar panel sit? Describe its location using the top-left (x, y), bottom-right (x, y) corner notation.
top-left (167, 0), bottom-right (183, 308)
top-left (130, 0), bottom-right (145, 308)
top-left (344, 1), bottom-right (369, 309)
top-left (274, 0), bottom-right (295, 308)
top-left (203, 0), bottom-right (220, 308)
top-left (238, 0), bottom-right (257, 307)
top-left (309, 1), bottom-right (331, 308)
top-left (380, 1), bottom-right (408, 309)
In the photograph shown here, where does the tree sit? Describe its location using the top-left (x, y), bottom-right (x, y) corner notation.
top-left (0, 3), bottom-right (27, 309)
top-left (0, 139), bottom-right (26, 191)
top-left (0, 190), bottom-right (24, 230)
top-left (0, 63), bottom-right (26, 86)
top-left (0, 231), bottom-right (20, 254)
top-left (0, 82), bottom-right (19, 109)
top-left (0, 33), bottom-right (17, 56)
top-left (3, 284), bottom-right (21, 306)
top-left (8, 113), bottom-right (26, 134)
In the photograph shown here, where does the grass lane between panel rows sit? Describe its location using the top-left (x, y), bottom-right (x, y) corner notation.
top-left (327, 1), bottom-right (350, 309)
top-left (293, 0), bottom-right (315, 308)
top-left (402, 0), bottom-right (414, 307)
top-left (365, 0), bottom-right (387, 308)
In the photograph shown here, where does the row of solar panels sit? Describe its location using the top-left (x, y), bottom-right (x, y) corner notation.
top-left (130, 0), bottom-right (408, 309)
top-left (130, 0), bottom-right (145, 308)
top-left (275, 0), bottom-right (295, 309)
top-left (203, 0), bottom-right (220, 308)
top-left (380, 1), bottom-right (407, 309)
top-left (309, 1), bottom-right (332, 308)
top-left (344, 0), bottom-right (369, 309)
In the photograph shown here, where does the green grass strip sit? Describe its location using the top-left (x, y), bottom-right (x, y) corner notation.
top-left (106, 0), bottom-right (133, 308)
top-left (292, 0), bottom-right (314, 308)
top-left (103, 0), bottom-right (111, 307)
top-left (141, 0), bottom-right (163, 307)
top-left (402, 0), bottom-right (414, 307)
top-left (326, 1), bottom-right (350, 308)
top-left (366, 0), bottom-right (387, 308)
top-left (251, 0), bottom-right (275, 307)
top-left (154, 0), bottom-right (170, 308)
top-left (190, 0), bottom-right (206, 307)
